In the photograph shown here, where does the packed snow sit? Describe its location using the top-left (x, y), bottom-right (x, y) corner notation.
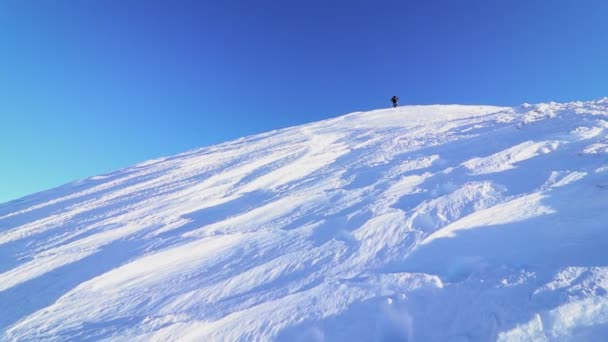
top-left (2, 98), bottom-right (608, 341)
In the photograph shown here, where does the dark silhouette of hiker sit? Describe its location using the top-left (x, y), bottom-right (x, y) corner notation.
top-left (391, 96), bottom-right (399, 108)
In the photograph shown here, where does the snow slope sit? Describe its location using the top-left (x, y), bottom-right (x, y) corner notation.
top-left (2, 99), bottom-right (608, 341)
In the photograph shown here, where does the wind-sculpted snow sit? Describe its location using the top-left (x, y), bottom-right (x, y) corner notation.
top-left (2, 99), bottom-right (608, 341)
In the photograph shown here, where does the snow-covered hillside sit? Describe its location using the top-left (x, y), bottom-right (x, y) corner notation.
top-left (2, 99), bottom-right (608, 341)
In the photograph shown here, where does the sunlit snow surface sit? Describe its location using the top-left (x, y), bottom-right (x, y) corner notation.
top-left (2, 99), bottom-right (608, 341)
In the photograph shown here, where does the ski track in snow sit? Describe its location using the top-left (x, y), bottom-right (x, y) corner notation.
top-left (2, 99), bottom-right (608, 341)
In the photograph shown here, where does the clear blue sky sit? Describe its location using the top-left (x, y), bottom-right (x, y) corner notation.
top-left (1, 0), bottom-right (607, 203)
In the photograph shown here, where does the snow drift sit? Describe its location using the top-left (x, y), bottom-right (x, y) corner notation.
top-left (2, 99), bottom-right (608, 341)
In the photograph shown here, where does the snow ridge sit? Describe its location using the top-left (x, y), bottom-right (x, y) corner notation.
top-left (2, 99), bottom-right (608, 341)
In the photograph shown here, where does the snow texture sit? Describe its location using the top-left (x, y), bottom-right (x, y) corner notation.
top-left (2, 99), bottom-right (608, 341)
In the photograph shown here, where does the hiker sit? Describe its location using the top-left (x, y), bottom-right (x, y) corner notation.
top-left (391, 96), bottom-right (399, 108)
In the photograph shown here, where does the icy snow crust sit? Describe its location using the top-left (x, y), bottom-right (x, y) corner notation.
top-left (2, 99), bottom-right (608, 341)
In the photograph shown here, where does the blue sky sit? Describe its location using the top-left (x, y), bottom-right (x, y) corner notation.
top-left (1, 0), bottom-right (607, 203)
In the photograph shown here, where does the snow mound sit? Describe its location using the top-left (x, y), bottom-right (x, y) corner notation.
top-left (2, 99), bottom-right (608, 341)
